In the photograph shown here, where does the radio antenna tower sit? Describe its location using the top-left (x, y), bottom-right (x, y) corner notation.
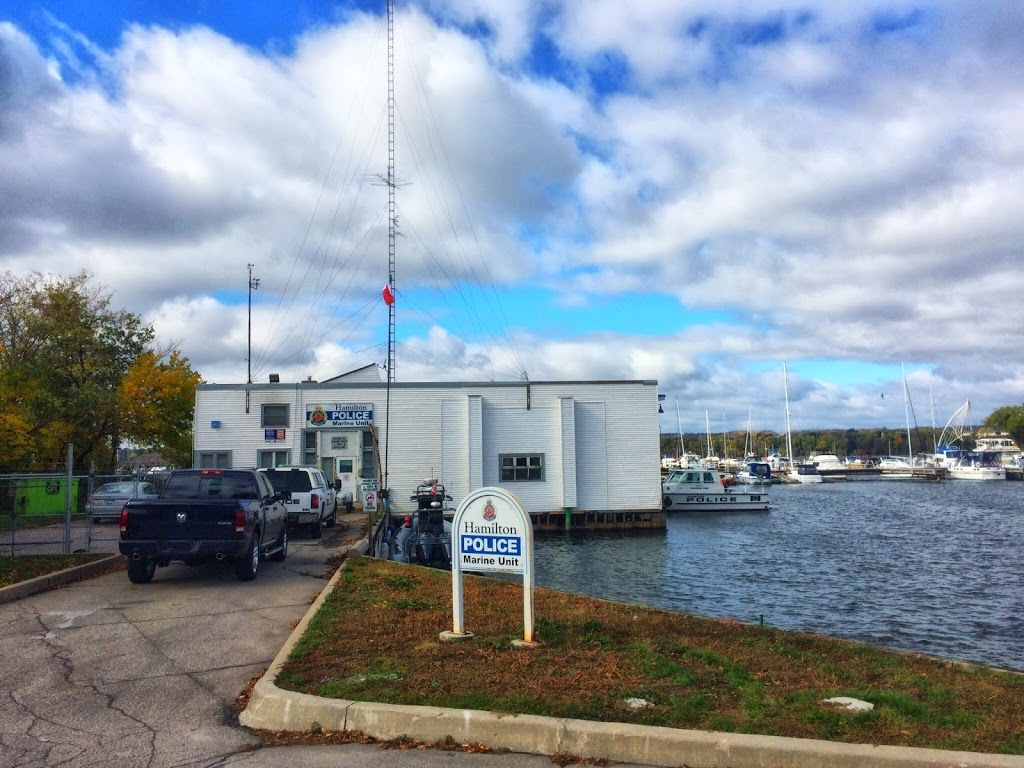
top-left (383, 0), bottom-right (396, 496)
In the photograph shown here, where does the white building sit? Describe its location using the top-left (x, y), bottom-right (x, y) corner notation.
top-left (192, 365), bottom-right (662, 516)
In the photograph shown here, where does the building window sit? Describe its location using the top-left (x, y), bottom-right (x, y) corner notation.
top-left (303, 431), bottom-right (317, 465)
top-left (500, 454), bottom-right (544, 482)
top-left (262, 404), bottom-right (289, 428)
top-left (258, 449), bottom-right (290, 468)
top-left (338, 459), bottom-right (354, 473)
top-left (361, 430), bottom-right (376, 479)
top-left (197, 451), bottom-right (232, 469)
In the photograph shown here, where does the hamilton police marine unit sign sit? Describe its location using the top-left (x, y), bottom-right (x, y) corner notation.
top-left (305, 404), bottom-right (373, 428)
top-left (447, 487), bottom-right (536, 643)
top-left (458, 495), bottom-right (526, 573)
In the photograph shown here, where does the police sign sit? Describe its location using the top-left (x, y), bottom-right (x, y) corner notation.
top-left (445, 487), bottom-right (536, 644)
top-left (306, 403), bottom-right (374, 428)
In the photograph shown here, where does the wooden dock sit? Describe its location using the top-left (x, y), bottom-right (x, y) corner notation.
top-left (530, 508), bottom-right (666, 532)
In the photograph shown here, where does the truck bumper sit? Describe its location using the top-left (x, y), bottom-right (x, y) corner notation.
top-left (119, 539), bottom-right (248, 564)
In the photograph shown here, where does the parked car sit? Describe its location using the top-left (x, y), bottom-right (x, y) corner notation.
top-left (86, 481), bottom-right (159, 523)
top-left (256, 466), bottom-right (337, 538)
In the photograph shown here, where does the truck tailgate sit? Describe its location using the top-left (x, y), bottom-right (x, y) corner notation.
top-left (124, 500), bottom-right (241, 541)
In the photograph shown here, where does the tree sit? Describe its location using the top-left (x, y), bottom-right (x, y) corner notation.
top-left (984, 405), bottom-right (1024, 450)
top-left (0, 270), bottom-right (198, 471)
top-left (119, 351), bottom-right (203, 467)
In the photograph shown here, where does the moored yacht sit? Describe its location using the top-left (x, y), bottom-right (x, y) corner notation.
top-left (809, 452), bottom-right (847, 481)
top-left (948, 451), bottom-right (1006, 481)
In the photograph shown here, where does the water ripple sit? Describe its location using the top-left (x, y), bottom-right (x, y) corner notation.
top-left (534, 480), bottom-right (1024, 672)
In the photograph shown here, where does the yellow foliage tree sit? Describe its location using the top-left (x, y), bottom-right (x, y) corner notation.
top-left (119, 350), bottom-right (204, 468)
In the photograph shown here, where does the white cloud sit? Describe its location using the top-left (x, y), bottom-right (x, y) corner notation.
top-left (2, 2), bottom-right (1024, 431)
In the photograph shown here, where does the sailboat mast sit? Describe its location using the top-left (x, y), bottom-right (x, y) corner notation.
top-left (784, 363), bottom-right (794, 463)
top-left (674, 397), bottom-right (683, 459)
top-left (902, 362), bottom-right (913, 462)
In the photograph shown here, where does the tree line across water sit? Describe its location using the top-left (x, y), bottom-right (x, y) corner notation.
top-left (661, 410), bottom-right (1024, 463)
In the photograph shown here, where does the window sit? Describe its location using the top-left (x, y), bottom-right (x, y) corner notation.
top-left (258, 449), bottom-right (290, 468)
top-left (338, 459), bottom-right (354, 473)
top-left (500, 454), bottom-right (544, 482)
top-left (262, 404), bottom-right (289, 428)
top-left (361, 430), bottom-right (376, 479)
top-left (197, 451), bottom-right (232, 469)
top-left (303, 431), bottom-right (317, 465)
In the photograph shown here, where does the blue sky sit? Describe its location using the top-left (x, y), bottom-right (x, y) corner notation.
top-left (2, 1), bottom-right (1023, 432)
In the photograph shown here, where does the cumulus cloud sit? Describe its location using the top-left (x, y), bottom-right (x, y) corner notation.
top-left (1, 2), bottom-right (1023, 431)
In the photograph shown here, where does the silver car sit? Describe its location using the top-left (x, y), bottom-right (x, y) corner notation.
top-left (86, 481), bottom-right (159, 522)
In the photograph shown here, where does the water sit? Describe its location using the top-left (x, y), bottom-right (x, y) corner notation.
top-left (534, 479), bottom-right (1024, 672)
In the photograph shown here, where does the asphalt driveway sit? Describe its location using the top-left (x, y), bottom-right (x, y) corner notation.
top-left (0, 517), bottom-right (608, 768)
top-left (0, 518), bottom-right (349, 767)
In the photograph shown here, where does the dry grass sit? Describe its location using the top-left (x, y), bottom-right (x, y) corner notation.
top-left (276, 556), bottom-right (1024, 756)
top-left (0, 553), bottom-right (110, 588)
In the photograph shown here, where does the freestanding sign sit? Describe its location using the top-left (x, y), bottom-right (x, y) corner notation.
top-left (444, 487), bottom-right (536, 645)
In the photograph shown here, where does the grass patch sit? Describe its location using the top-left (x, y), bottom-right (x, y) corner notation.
top-left (277, 556), bottom-right (1024, 755)
top-left (0, 554), bottom-right (109, 588)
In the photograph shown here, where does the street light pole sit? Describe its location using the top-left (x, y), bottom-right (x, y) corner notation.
top-left (247, 263), bottom-right (259, 384)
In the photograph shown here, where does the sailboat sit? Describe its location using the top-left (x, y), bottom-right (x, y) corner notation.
top-left (783, 363), bottom-right (822, 484)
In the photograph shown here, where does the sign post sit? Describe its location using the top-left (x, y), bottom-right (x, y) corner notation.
top-left (441, 487), bottom-right (536, 646)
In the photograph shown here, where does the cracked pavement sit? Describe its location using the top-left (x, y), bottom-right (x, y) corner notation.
top-left (1, 519), bottom-right (619, 768)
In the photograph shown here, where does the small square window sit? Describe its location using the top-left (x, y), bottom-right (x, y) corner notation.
top-left (499, 453), bottom-right (544, 482)
top-left (262, 404), bottom-right (289, 428)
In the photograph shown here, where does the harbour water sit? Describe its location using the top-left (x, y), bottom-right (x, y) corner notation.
top-left (534, 479), bottom-right (1024, 672)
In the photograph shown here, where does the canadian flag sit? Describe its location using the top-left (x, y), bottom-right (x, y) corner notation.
top-left (382, 283), bottom-right (395, 306)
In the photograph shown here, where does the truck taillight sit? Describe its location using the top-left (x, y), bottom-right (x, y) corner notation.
top-left (311, 494), bottom-right (319, 509)
top-left (234, 508), bottom-right (246, 532)
top-left (119, 507), bottom-right (129, 533)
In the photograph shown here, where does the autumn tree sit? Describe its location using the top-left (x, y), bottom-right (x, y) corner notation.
top-left (0, 270), bottom-right (201, 471)
top-left (119, 350), bottom-right (203, 468)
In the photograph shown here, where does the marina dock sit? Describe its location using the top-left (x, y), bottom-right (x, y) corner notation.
top-left (531, 508), bottom-right (666, 532)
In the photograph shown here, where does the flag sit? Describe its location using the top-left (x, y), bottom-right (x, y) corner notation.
top-left (382, 283), bottom-right (395, 306)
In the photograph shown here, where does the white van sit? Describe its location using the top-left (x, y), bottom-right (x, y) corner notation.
top-left (257, 466), bottom-right (337, 538)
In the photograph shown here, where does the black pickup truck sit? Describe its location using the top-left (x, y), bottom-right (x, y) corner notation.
top-left (118, 468), bottom-right (288, 583)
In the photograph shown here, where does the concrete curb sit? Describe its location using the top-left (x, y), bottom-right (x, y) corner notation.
top-left (0, 554), bottom-right (123, 605)
top-left (241, 547), bottom-right (1024, 768)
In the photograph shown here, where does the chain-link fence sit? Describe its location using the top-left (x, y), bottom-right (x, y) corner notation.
top-left (0, 466), bottom-right (166, 556)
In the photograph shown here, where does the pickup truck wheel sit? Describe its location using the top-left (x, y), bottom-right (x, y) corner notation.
top-left (235, 535), bottom-right (260, 581)
top-left (127, 556), bottom-right (156, 584)
top-left (310, 518), bottom-right (323, 539)
top-left (268, 527), bottom-right (288, 562)
top-left (325, 507), bottom-right (336, 528)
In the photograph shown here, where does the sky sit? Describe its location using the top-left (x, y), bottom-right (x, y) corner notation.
top-left (2, 1), bottom-right (1023, 436)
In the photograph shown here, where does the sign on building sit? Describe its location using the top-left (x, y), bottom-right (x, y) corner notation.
top-left (444, 487), bottom-right (536, 645)
top-left (306, 403), bottom-right (374, 428)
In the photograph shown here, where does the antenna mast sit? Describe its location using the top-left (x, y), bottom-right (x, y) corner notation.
top-left (383, 0), bottom-right (396, 495)
top-left (247, 263), bottom-right (259, 384)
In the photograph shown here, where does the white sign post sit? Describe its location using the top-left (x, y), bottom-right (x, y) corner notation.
top-left (441, 487), bottom-right (536, 646)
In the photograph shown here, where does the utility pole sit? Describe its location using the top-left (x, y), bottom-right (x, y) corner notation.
top-left (247, 263), bottom-right (260, 384)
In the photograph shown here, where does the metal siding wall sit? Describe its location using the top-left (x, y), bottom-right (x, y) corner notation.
top-left (560, 397), bottom-right (577, 507)
top-left (195, 389), bottom-right (298, 468)
top-left (468, 395), bottom-right (483, 490)
top-left (599, 384), bottom-right (661, 509)
top-left (441, 398), bottom-right (469, 506)
top-left (482, 402), bottom-right (562, 512)
top-left (574, 402), bottom-right (608, 509)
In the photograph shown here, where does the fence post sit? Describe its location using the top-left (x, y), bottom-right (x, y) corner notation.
top-left (64, 445), bottom-right (74, 554)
